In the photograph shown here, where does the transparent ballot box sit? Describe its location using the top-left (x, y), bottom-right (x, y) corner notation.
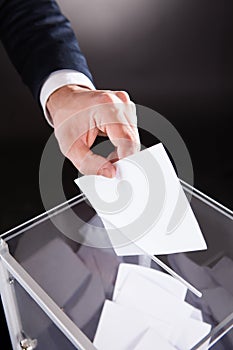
top-left (0, 182), bottom-right (232, 350)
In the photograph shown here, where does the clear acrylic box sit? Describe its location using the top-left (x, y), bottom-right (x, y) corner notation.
top-left (0, 181), bottom-right (232, 350)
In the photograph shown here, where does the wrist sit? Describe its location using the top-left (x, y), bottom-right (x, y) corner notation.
top-left (47, 84), bottom-right (92, 125)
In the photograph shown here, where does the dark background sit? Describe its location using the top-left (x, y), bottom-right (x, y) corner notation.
top-left (0, 0), bottom-right (232, 347)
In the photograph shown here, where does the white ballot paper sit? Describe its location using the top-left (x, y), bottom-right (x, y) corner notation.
top-left (114, 271), bottom-right (194, 327)
top-left (93, 300), bottom-right (172, 350)
top-left (93, 264), bottom-right (211, 350)
top-left (133, 328), bottom-right (176, 350)
top-left (75, 143), bottom-right (207, 255)
top-left (112, 263), bottom-right (187, 301)
top-left (114, 264), bottom-right (203, 323)
top-left (175, 317), bottom-right (211, 350)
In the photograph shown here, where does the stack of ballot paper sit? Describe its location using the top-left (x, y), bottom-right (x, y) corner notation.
top-left (75, 143), bottom-right (207, 256)
top-left (93, 264), bottom-right (211, 350)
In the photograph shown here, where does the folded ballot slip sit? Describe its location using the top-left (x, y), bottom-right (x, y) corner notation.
top-left (75, 143), bottom-right (207, 256)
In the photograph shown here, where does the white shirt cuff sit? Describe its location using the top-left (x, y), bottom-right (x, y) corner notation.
top-left (40, 69), bottom-right (96, 126)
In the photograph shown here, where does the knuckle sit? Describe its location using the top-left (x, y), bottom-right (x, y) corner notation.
top-left (118, 90), bottom-right (130, 99)
top-left (96, 91), bottom-right (114, 104)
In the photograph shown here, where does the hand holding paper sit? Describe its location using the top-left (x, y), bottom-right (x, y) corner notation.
top-left (75, 143), bottom-right (207, 256)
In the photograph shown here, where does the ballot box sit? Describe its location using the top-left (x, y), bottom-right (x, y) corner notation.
top-left (0, 181), bottom-right (232, 350)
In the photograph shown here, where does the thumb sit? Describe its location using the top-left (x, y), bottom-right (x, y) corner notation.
top-left (67, 139), bottom-right (116, 178)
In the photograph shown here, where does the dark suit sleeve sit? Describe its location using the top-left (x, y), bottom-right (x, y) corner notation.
top-left (0, 0), bottom-right (94, 101)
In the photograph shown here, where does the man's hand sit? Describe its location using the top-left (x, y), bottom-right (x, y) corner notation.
top-left (46, 85), bottom-right (140, 178)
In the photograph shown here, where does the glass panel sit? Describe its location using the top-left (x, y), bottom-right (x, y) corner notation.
top-left (14, 279), bottom-right (79, 350)
top-left (161, 188), bottom-right (233, 349)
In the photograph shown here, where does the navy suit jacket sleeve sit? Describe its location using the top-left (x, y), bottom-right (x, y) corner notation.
top-left (0, 0), bottom-right (94, 101)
